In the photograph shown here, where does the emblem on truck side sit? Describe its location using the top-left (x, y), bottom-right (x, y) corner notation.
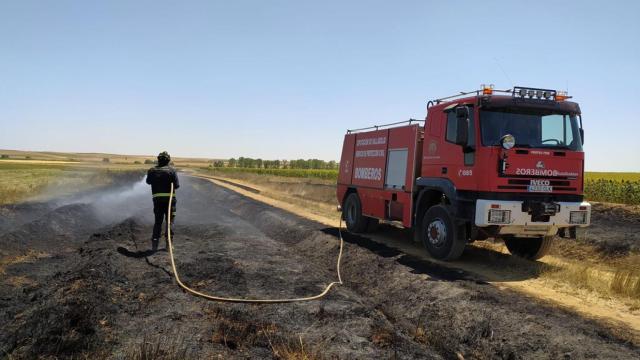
top-left (428, 141), bottom-right (437, 155)
top-left (536, 161), bottom-right (545, 169)
top-left (424, 140), bottom-right (440, 160)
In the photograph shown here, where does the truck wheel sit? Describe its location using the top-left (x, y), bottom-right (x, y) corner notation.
top-left (343, 193), bottom-right (369, 233)
top-left (504, 236), bottom-right (554, 260)
top-left (421, 205), bottom-right (466, 261)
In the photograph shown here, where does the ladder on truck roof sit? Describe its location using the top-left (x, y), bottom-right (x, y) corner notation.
top-left (427, 87), bottom-right (512, 107)
top-left (347, 118), bottom-right (424, 134)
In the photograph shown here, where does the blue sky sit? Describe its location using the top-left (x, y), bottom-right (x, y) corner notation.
top-left (1, 0), bottom-right (638, 171)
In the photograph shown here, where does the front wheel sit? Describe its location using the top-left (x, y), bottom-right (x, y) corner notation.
top-left (420, 205), bottom-right (466, 261)
top-left (504, 236), bottom-right (554, 260)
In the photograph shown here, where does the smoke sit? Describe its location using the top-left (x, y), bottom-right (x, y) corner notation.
top-left (56, 177), bottom-right (152, 225)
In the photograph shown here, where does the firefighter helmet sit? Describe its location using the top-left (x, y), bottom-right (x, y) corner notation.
top-left (157, 151), bottom-right (171, 164)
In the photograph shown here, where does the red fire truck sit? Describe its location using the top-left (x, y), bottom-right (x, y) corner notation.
top-left (337, 85), bottom-right (591, 261)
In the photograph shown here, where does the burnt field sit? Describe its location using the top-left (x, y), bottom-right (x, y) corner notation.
top-left (1, 176), bottom-right (638, 359)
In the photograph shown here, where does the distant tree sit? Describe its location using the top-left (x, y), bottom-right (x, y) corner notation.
top-left (144, 159), bottom-right (155, 164)
top-left (213, 160), bottom-right (225, 167)
top-left (263, 160), bottom-right (279, 169)
top-left (230, 157), bottom-right (338, 170)
top-left (25, 156), bottom-right (32, 160)
top-left (291, 159), bottom-right (310, 169)
top-left (134, 160), bottom-right (141, 164)
top-left (0, 154), bottom-right (8, 159)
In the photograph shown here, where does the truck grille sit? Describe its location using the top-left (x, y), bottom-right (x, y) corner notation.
top-left (497, 186), bottom-right (577, 191)
top-left (496, 178), bottom-right (577, 192)
top-left (507, 179), bottom-right (570, 186)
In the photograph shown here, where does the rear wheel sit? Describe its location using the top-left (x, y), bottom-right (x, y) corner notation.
top-left (504, 236), bottom-right (554, 260)
top-left (420, 205), bottom-right (466, 261)
top-left (343, 193), bottom-right (370, 233)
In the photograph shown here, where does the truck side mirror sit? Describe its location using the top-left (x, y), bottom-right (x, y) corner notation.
top-left (455, 107), bottom-right (469, 146)
top-left (579, 128), bottom-right (584, 145)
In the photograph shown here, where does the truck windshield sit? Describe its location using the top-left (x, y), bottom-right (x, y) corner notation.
top-left (480, 109), bottom-right (583, 151)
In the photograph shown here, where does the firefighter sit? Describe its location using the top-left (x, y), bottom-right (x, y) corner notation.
top-left (146, 151), bottom-right (180, 251)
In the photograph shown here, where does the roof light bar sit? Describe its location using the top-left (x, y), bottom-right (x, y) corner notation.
top-left (512, 86), bottom-right (571, 101)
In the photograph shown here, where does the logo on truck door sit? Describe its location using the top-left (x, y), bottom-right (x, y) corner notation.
top-left (536, 161), bottom-right (545, 169)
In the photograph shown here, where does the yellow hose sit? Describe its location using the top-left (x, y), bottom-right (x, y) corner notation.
top-left (165, 183), bottom-right (344, 303)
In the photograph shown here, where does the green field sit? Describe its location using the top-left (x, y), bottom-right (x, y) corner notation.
top-left (0, 162), bottom-right (144, 205)
top-left (585, 172), bottom-right (640, 182)
top-left (203, 166), bottom-right (339, 180)
top-left (583, 173), bottom-right (640, 205)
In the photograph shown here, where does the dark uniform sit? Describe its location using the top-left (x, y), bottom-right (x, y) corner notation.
top-left (146, 152), bottom-right (180, 250)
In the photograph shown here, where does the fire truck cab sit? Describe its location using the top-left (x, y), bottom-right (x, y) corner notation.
top-left (337, 86), bottom-right (591, 261)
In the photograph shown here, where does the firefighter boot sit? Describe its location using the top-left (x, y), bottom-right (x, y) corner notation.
top-left (151, 238), bottom-right (159, 252)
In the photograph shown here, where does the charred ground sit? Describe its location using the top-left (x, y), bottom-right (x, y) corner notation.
top-left (0, 176), bottom-right (638, 359)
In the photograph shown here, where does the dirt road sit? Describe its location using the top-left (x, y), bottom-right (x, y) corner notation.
top-left (1, 176), bottom-right (638, 359)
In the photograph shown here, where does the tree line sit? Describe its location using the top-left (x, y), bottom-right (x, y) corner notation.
top-left (212, 157), bottom-right (338, 170)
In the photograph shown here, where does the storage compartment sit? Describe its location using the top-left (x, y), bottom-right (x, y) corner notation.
top-left (385, 149), bottom-right (408, 190)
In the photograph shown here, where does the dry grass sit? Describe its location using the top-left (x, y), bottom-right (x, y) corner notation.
top-left (5, 275), bottom-right (36, 287)
top-left (124, 335), bottom-right (191, 360)
top-left (0, 148), bottom-right (215, 167)
top-left (194, 169), bottom-right (339, 220)
top-left (0, 250), bottom-right (49, 275)
top-left (474, 239), bottom-right (640, 309)
top-left (542, 264), bottom-right (640, 310)
top-left (265, 333), bottom-right (320, 360)
top-left (548, 240), bottom-right (640, 303)
top-left (204, 306), bottom-right (320, 359)
top-left (611, 270), bottom-right (640, 300)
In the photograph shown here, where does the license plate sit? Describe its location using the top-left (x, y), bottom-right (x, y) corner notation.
top-left (528, 185), bottom-right (553, 192)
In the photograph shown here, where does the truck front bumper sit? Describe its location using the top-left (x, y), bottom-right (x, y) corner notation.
top-left (474, 199), bottom-right (591, 237)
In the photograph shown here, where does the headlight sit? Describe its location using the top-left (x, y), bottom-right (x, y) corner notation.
top-left (489, 210), bottom-right (511, 224)
top-left (570, 211), bottom-right (588, 224)
top-left (501, 134), bottom-right (515, 150)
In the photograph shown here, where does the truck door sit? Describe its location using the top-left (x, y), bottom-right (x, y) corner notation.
top-left (440, 105), bottom-right (477, 190)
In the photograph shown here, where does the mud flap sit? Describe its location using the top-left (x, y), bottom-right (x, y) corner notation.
top-left (558, 226), bottom-right (577, 239)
